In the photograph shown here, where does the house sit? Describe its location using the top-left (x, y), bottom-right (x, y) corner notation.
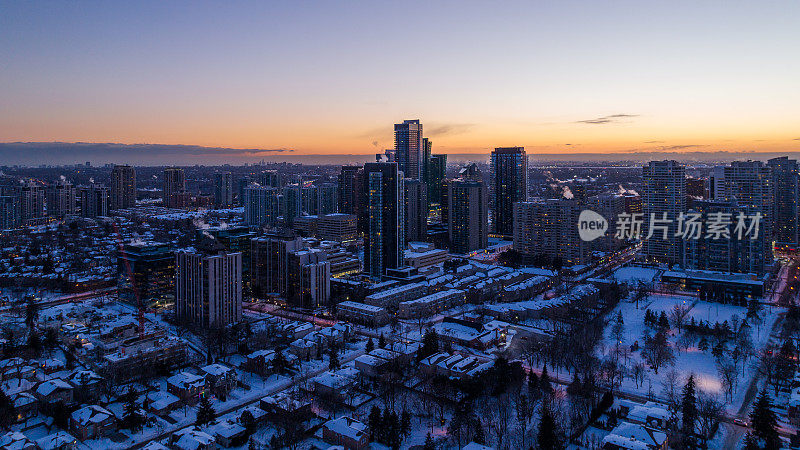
top-left (167, 372), bottom-right (206, 404)
top-left (313, 368), bottom-right (358, 402)
top-left (210, 421), bottom-right (247, 447)
top-left (141, 442), bottom-right (170, 450)
top-left (602, 422), bottom-right (668, 450)
top-left (170, 428), bottom-right (218, 450)
top-left (321, 416), bottom-right (368, 450)
top-left (199, 364), bottom-right (237, 397)
top-left (289, 338), bottom-right (318, 361)
top-left (35, 431), bottom-right (78, 450)
top-left (237, 405), bottom-right (267, 425)
top-left (40, 358), bottom-right (66, 374)
top-left (626, 402), bottom-right (670, 430)
top-left (242, 350), bottom-right (299, 377)
top-left (66, 369), bottom-right (103, 402)
top-left (34, 378), bottom-right (74, 407)
top-left (462, 443), bottom-right (495, 450)
top-left (69, 405), bottom-right (117, 440)
top-left (0, 431), bottom-right (36, 450)
top-left (259, 391), bottom-right (312, 422)
top-left (11, 392), bottom-right (37, 422)
top-left (143, 390), bottom-right (181, 415)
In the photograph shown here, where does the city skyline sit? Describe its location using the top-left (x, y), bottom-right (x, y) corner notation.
top-left (2, 1), bottom-right (799, 163)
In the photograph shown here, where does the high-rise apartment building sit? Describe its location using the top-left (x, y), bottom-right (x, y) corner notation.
top-left (79, 183), bottom-right (109, 218)
top-left (642, 160), bottom-right (686, 265)
top-left (404, 179), bottom-right (428, 243)
top-left (163, 168), bottom-right (186, 208)
top-left (363, 161), bottom-right (405, 280)
top-left (394, 119), bottom-right (423, 180)
top-left (243, 185), bottom-right (280, 228)
top-left (428, 154), bottom-right (447, 206)
top-left (214, 172), bottom-right (234, 208)
top-left (337, 166), bottom-right (362, 215)
top-left (0, 194), bottom-right (19, 229)
top-left (19, 181), bottom-right (45, 223)
top-left (176, 239), bottom-right (242, 328)
top-left (118, 241), bottom-right (175, 307)
top-left (448, 175), bottom-right (488, 254)
top-left (513, 198), bottom-right (588, 266)
top-left (250, 229), bottom-right (303, 296)
top-left (490, 147), bottom-right (528, 236)
top-left (111, 165), bottom-right (136, 210)
top-left (46, 179), bottom-right (76, 217)
top-left (286, 248), bottom-right (331, 309)
top-left (767, 156), bottom-right (798, 244)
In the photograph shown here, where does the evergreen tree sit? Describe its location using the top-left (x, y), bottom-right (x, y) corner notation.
top-left (537, 404), bottom-right (561, 450)
top-left (750, 389), bottom-right (779, 449)
top-left (196, 395), bottom-right (216, 426)
top-left (423, 433), bottom-right (435, 450)
top-left (681, 375), bottom-right (697, 446)
top-left (368, 405), bottom-right (382, 440)
top-left (527, 369), bottom-right (539, 397)
top-left (272, 348), bottom-right (290, 374)
top-left (378, 333), bottom-right (386, 349)
top-left (329, 347), bottom-right (340, 370)
top-left (540, 364), bottom-right (552, 394)
top-left (420, 329), bottom-right (440, 360)
top-left (123, 388), bottom-right (145, 432)
top-left (658, 311), bottom-right (670, 330)
top-left (400, 410), bottom-right (411, 437)
top-left (366, 337), bottom-right (374, 354)
top-left (0, 390), bottom-right (16, 429)
top-left (24, 296), bottom-right (39, 332)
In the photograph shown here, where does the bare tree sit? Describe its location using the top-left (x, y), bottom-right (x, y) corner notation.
top-left (642, 330), bottom-right (674, 374)
top-left (669, 303), bottom-right (689, 333)
top-left (716, 359), bottom-right (738, 402)
top-left (697, 393), bottom-right (724, 445)
top-left (661, 369), bottom-right (680, 412)
top-left (632, 362), bottom-right (647, 389)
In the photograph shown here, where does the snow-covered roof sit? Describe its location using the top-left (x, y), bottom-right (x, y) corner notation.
top-left (71, 404), bottom-right (114, 425)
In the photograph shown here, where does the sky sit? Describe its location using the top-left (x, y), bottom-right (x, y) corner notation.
top-left (1, 1), bottom-right (799, 164)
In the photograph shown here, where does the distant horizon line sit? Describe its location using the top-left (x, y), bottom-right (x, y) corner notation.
top-left (2, 141), bottom-right (800, 165)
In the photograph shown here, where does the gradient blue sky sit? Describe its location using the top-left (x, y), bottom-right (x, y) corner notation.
top-left (1, 1), bottom-right (798, 161)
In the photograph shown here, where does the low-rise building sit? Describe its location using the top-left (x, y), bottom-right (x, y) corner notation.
top-left (321, 416), bottom-right (369, 450)
top-left (166, 372), bottom-right (206, 404)
top-left (397, 289), bottom-right (465, 319)
top-left (70, 405), bottom-right (116, 440)
top-left (336, 301), bottom-right (388, 327)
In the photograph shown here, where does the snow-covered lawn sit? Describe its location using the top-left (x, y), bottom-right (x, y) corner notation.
top-left (599, 293), bottom-right (779, 413)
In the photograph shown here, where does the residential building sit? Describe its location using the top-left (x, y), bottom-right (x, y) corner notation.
top-left (491, 147), bottom-right (528, 236)
top-left (163, 168), bottom-right (186, 208)
top-left (111, 164), bottom-right (136, 210)
top-left (363, 161), bottom-right (405, 280)
top-left (213, 172), bottom-right (234, 208)
top-left (176, 238), bottom-right (242, 328)
top-left (394, 119), bottom-right (423, 180)
top-left (642, 160), bottom-right (686, 265)
top-left (404, 178), bottom-right (428, 243)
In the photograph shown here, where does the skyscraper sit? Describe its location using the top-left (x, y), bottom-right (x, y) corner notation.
top-left (422, 138), bottom-right (432, 184)
top-left (490, 147), bottom-right (528, 236)
top-left (243, 185), bottom-right (280, 228)
top-left (448, 169), bottom-right (488, 254)
top-left (513, 198), bottom-right (588, 266)
top-left (428, 154), bottom-right (447, 207)
top-left (46, 179), bottom-right (77, 217)
top-left (176, 238), bottom-right (242, 328)
top-left (163, 168), bottom-right (186, 208)
top-left (111, 164), bottom-right (136, 210)
top-left (337, 166), bottom-right (361, 215)
top-left (0, 194), bottom-right (18, 229)
top-left (767, 156), bottom-right (798, 245)
top-left (363, 161), bottom-right (405, 280)
top-left (404, 179), bottom-right (428, 243)
top-left (286, 248), bottom-right (331, 309)
top-left (642, 160), bottom-right (686, 265)
top-left (282, 184), bottom-right (302, 226)
top-left (719, 160), bottom-right (773, 273)
top-left (250, 229), bottom-right (303, 297)
top-left (79, 183), bottom-right (109, 218)
top-left (214, 172), bottom-right (234, 208)
top-left (118, 241), bottom-right (175, 307)
top-left (19, 181), bottom-right (45, 223)
top-left (394, 119), bottom-right (423, 180)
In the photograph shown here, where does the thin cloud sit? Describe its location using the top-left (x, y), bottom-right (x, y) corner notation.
top-left (426, 123), bottom-right (475, 137)
top-left (575, 114), bottom-right (639, 125)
